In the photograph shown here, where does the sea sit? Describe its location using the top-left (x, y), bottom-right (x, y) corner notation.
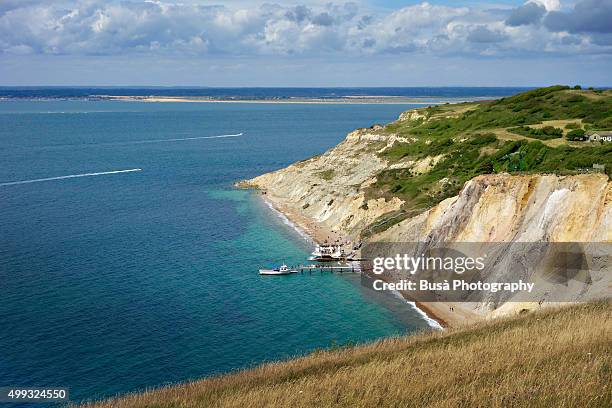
top-left (0, 88), bottom-right (526, 405)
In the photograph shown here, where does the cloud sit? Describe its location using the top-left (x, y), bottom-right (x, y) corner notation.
top-left (532, 0), bottom-right (561, 11)
top-left (468, 25), bottom-right (508, 43)
top-left (543, 0), bottom-right (612, 49)
top-left (0, 0), bottom-right (611, 59)
top-left (506, 2), bottom-right (546, 26)
top-left (544, 0), bottom-right (612, 34)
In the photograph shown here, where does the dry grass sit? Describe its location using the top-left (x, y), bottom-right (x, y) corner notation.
top-left (529, 119), bottom-right (583, 131)
top-left (566, 89), bottom-right (612, 100)
top-left (490, 128), bottom-right (587, 148)
top-left (427, 102), bottom-right (481, 121)
top-left (81, 301), bottom-right (611, 408)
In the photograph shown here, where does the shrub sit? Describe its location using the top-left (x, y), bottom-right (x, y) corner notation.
top-left (508, 125), bottom-right (563, 140)
top-left (566, 129), bottom-right (586, 141)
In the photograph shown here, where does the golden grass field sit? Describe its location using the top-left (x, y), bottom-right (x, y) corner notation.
top-left (81, 301), bottom-right (611, 408)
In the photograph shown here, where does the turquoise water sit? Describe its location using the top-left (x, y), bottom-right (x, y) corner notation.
top-left (0, 100), bottom-right (432, 404)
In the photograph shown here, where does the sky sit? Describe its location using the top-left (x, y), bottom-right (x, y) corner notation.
top-left (0, 0), bottom-right (611, 87)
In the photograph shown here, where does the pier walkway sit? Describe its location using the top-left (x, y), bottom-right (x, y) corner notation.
top-left (296, 263), bottom-right (362, 274)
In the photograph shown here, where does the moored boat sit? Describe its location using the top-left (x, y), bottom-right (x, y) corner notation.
top-left (310, 244), bottom-right (346, 261)
top-left (259, 264), bottom-right (297, 275)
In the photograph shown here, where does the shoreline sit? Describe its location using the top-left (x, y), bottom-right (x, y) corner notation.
top-left (255, 190), bottom-right (453, 329)
top-left (259, 193), bottom-right (344, 245)
top-left (85, 95), bottom-right (490, 105)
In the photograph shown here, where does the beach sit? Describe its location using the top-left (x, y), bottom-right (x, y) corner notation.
top-left (260, 193), bottom-right (344, 245)
top-left (255, 189), bottom-right (480, 328)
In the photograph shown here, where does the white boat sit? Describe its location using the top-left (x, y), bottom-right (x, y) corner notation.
top-left (259, 264), bottom-right (297, 275)
top-left (310, 244), bottom-right (346, 261)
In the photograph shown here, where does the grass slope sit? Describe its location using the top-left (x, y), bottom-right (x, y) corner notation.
top-left (363, 86), bottom-right (612, 234)
top-left (82, 301), bottom-right (611, 408)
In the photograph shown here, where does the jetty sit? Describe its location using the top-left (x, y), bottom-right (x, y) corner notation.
top-left (296, 263), bottom-right (361, 274)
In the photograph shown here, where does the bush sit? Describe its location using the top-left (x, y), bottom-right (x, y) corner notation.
top-left (468, 133), bottom-right (497, 145)
top-left (566, 129), bottom-right (586, 141)
top-left (541, 126), bottom-right (563, 137)
top-left (508, 125), bottom-right (563, 140)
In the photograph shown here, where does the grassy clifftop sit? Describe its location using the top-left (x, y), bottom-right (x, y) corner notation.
top-left (370, 86), bottom-right (612, 218)
top-left (82, 301), bottom-right (611, 408)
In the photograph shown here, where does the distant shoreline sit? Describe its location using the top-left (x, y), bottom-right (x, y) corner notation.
top-left (0, 95), bottom-right (497, 105)
top-left (92, 95), bottom-right (462, 105)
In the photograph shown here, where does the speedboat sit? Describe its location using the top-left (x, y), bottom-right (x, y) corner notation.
top-left (259, 264), bottom-right (297, 275)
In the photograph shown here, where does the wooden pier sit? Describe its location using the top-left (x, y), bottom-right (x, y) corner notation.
top-left (296, 264), bottom-right (361, 274)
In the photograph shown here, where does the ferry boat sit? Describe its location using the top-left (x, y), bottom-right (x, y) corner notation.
top-left (259, 264), bottom-right (297, 275)
top-left (310, 244), bottom-right (346, 261)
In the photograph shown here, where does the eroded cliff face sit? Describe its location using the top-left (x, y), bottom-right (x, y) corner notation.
top-left (374, 173), bottom-right (611, 243)
top-left (237, 127), bottom-right (404, 236)
top-left (371, 173), bottom-right (611, 317)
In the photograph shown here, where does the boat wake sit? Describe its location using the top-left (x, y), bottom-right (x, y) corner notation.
top-left (9, 133), bottom-right (244, 151)
top-left (114, 133), bottom-right (243, 145)
top-left (0, 168), bottom-right (142, 187)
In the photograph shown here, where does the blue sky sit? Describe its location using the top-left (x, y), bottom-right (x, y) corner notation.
top-left (1, 0), bottom-right (611, 86)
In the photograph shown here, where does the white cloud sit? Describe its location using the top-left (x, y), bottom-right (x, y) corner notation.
top-left (532, 0), bottom-right (562, 11)
top-left (0, 0), bottom-right (610, 59)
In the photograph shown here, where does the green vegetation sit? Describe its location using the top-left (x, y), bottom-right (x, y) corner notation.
top-left (366, 86), bottom-right (612, 223)
top-left (317, 169), bottom-right (335, 181)
top-left (566, 129), bottom-right (586, 141)
top-left (374, 133), bottom-right (501, 211)
top-left (565, 122), bottom-right (581, 130)
top-left (81, 301), bottom-right (611, 408)
top-left (508, 125), bottom-right (563, 140)
top-left (386, 86), bottom-right (612, 136)
top-left (491, 141), bottom-right (611, 173)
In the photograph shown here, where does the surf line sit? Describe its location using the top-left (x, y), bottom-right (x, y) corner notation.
top-left (117, 133), bottom-right (243, 145)
top-left (0, 168), bottom-right (142, 187)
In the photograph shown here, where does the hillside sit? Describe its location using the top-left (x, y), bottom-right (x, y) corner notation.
top-left (375, 86), bottom-right (612, 218)
top-left (238, 86), bottom-right (611, 324)
top-left (82, 301), bottom-right (611, 408)
top-left (239, 86), bottom-right (612, 238)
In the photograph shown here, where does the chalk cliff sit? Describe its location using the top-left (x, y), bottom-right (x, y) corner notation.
top-left (237, 126), bottom-right (406, 237)
top-left (375, 172), bottom-right (611, 243)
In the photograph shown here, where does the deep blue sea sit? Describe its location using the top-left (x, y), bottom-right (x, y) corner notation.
top-left (0, 91), bottom-right (514, 405)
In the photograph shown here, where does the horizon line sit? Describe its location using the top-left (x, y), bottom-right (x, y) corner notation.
top-left (0, 85), bottom-right (559, 89)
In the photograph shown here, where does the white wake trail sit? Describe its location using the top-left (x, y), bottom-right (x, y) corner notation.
top-left (0, 168), bottom-right (142, 187)
top-left (20, 133), bottom-right (244, 151)
top-left (119, 133), bottom-right (243, 144)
